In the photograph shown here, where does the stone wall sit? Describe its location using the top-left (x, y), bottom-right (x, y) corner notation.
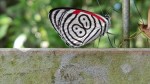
top-left (0, 48), bottom-right (150, 84)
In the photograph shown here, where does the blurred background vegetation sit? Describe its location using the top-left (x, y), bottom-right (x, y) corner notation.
top-left (0, 0), bottom-right (150, 48)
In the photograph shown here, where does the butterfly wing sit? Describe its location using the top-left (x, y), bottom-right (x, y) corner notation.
top-left (49, 7), bottom-right (109, 47)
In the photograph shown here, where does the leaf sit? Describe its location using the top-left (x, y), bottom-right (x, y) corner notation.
top-left (0, 25), bottom-right (9, 39)
top-left (0, 15), bottom-right (12, 39)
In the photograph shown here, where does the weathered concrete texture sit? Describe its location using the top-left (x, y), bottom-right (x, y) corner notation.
top-left (0, 48), bottom-right (150, 84)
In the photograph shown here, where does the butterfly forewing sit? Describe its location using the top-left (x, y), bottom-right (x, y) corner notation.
top-left (49, 8), bottom-right (110, 47)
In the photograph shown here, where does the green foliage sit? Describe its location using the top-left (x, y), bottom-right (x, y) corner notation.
top-left (0, 15), bottom-right (12, 39)
top-left (0, 0), bottom-right (149, 48)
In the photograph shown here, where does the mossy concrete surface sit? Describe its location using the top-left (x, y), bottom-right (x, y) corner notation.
top-left (0, 48), bottom-right (150, 84)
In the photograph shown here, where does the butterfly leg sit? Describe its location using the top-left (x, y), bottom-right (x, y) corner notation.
top-left (107, 33), bottom-right (114, 48)
top-left (97, 36), bottom-right (101, 48)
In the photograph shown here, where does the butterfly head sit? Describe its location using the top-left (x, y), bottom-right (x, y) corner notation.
top-left (104, 14), bottom-right (111, 28)
top-left (101, 14), bottom-right (111, 35)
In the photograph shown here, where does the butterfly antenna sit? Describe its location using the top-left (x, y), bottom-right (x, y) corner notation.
top-left (112, 8), bottom-right (120, 14)
top-left (96, 0), bottom-right (101, 6)
top-left (96, 0), bottom-right (104, 15)
top-left (133, 0), bottom-right (144, 24)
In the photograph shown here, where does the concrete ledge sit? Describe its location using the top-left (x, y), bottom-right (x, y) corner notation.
top-left (0, 48), bottom-right (150, 84)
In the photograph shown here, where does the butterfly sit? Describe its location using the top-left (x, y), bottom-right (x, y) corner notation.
top-left (49, 7), bottom-right (111, 47)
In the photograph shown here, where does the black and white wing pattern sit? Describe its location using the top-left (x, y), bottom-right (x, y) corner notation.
top-left (49, 7), bottom-right (110, 47)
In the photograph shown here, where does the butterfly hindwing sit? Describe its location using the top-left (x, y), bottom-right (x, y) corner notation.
top-left (49, 7), bottom-right (109, 47)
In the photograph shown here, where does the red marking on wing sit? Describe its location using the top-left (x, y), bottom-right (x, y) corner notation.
top-left (73, 10), bottom-right (105, 22)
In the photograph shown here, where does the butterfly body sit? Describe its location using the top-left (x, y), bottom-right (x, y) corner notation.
top-left (49, 7), bottom-right (110, 47)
